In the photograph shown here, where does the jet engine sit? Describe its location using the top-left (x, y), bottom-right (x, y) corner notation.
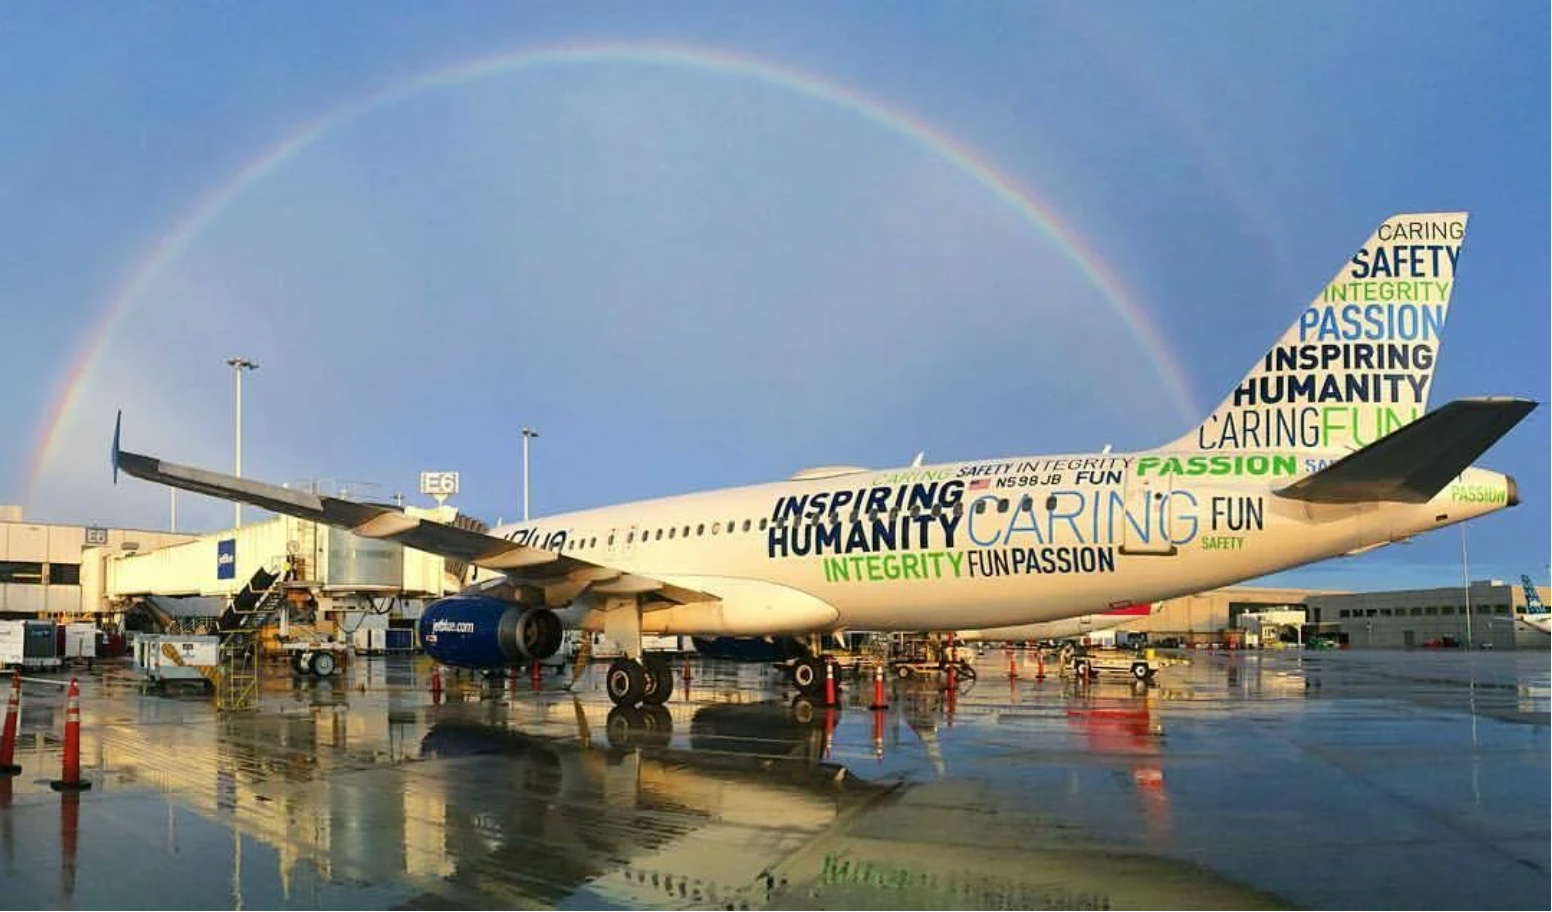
top-left (416, 595), bottom-right (564, 669)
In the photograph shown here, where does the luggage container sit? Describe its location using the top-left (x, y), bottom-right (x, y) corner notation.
top-left (352, 628), bottom-right (388, 655)
top-left (64, 623), bottom-right (99, 660)
top-left (134, 634), bottom-right (220, 688)
top-left (4, 620), bottom-right (63, 671)
top-left (0, 621), bottom-right (23, 668)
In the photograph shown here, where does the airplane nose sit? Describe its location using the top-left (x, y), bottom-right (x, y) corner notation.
top-left (1507, 474), bottom-right (1519, 507)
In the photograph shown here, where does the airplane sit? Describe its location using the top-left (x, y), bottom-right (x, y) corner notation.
top-left (1517, 574), bottom-right (1550, 635)
top-left (113, 211), bottom-right (1535, 708)
top-left (955, 601), bottom-right (1158, 645)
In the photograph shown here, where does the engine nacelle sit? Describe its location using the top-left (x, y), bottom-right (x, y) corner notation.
top-left (417, 596), bottom-right (563, 669)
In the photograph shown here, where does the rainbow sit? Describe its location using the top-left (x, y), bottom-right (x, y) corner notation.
top-left (23, 40), bottom-right (1199, 506)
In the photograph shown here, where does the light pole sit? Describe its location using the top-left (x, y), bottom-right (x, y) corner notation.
top-left (520, 427), bottom-right (539, 521)
top-left (226, 357), bottom-right (259, 529)
top-left (1460, 525), bottom-right (1473, 649)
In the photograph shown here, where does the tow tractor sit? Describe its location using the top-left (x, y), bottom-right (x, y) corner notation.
top-left (886, 638), bottom-right (978, 682)
top-left (277, 635), bottom-right (349, 678)
top-left (1065, 645), bottom-right (1182, 682)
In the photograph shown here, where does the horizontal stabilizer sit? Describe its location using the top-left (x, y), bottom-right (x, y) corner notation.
top-left (1275, 397), bottom-right (1536, 504)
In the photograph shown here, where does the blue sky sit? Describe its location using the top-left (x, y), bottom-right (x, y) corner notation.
top-left (1, 1), bottom-right (1546, 591)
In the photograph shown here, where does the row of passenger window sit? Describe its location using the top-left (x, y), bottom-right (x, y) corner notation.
top-left (551, 495), bottom-right (1054, 556)
top-left (560, 517), bottom-right (770, 553)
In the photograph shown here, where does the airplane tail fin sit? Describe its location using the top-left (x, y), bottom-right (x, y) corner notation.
top-left (1166, 212), bottom-right (1467, 453)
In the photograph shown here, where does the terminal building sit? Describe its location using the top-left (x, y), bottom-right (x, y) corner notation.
top-left (1119, 580), bottom-right (1549, 650)
top-left (1, 502), bottom-right (461, 646)
top-left (1306, 581), bottom-right (1548, 649)
top-left (0, 505), bottom-right (191, 616)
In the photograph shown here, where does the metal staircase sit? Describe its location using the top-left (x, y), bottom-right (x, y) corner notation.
top-left (214, 565), bottom-right (290, 712)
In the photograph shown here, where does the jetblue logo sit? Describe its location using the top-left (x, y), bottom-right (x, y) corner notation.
top-left (217, 539), bottom-right (236, 580)
top-left (431, 619), bottom-right (474, 634)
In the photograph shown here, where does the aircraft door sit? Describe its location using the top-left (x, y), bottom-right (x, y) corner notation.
top-left (1120, 467), bottom-right (1177, 556)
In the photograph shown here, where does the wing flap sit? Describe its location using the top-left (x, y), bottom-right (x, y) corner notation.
top-left (1275, 397), bottom-right (1536, 504)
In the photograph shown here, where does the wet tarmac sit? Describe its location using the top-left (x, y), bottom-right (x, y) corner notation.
top-left (0, 648), bottom-right (1546, 909)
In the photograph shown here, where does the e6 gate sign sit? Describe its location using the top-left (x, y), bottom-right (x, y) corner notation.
top-left (419, 471), bottom-right (460, 497)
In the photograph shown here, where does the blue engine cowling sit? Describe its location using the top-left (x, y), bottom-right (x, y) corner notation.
top-left (417, 596), bottom-right (563, 669)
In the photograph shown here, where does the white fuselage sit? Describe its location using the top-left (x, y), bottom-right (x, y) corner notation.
top-left (957, 611), bottom-right (1139, 644)
top-left (476, 450), bottom-right (1515, 638)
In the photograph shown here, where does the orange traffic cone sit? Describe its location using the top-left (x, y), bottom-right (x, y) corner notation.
top-left (50, 678), bottom-right (90, 791)
top-left (1, 671), bottom-right (20, 776)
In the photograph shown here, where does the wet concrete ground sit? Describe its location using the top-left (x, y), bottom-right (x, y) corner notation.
top-left (0, 647), bottom-right (1546, 909)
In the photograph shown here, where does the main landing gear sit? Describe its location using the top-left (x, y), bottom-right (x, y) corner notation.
top-left (605, 654), bottom-right (674, 707)
top-left (788, 654), bottom-right (842, 704)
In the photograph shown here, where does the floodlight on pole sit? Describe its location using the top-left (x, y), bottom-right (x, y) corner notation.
top-left (226, 357), bottom-right (259, 529)
top-left (521, 427), bottom-right (540, 522)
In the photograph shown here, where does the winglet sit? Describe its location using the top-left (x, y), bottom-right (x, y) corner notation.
top-left (112, 410), bottom-right (122, 485)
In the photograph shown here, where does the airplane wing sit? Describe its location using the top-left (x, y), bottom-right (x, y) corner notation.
top-left (1275, 397), bottom-right (1536, 504)
top-left (111, 413), bottom-right (714, 607)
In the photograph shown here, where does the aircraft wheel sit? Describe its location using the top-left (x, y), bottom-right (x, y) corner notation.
top-left (606, 657), bottom-right (646, 706)
top-left (791, 656), bottom-right (826, 694)
top-left (641, 654), bottom-right (674, 705)
top-left (311, 651), bottom-right (336, 678)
